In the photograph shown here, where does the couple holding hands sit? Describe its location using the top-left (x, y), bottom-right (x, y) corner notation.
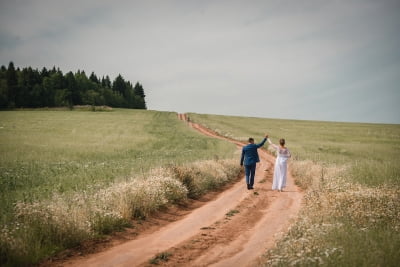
top-left (240, 134), bottom-right (291, 192)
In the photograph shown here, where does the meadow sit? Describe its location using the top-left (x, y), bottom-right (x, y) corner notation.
top-left (0, 109), bottom-right (239, 266)
top-left (188, 113), bottom-right (400, 266)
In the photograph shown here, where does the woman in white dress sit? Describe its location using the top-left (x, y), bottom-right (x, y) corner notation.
top-left (268, 138), bottom-right (291, 192)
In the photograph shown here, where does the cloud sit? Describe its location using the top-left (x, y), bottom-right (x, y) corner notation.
top-left (0, 0), bottom-right (399, 123)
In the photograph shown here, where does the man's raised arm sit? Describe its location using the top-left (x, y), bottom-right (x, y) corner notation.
top-left (256, 133), bottom-right (269, 148)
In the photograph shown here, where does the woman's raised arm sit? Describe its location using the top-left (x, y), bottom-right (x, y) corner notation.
top-left (267, 138), bottom-right (279, 149)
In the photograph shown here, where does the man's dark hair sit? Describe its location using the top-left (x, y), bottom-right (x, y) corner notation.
top-left (248, 137), bottom-right (254, 143)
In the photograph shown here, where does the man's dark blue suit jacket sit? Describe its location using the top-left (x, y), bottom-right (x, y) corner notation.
top-left (240, 138), bottom-right (267, 166)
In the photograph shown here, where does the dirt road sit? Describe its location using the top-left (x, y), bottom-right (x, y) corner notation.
top-left (59, 114), bottom-right (303, 267)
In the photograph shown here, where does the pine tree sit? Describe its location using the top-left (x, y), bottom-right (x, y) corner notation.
top-left (65, 71), bottom-right (78, 105)
top-left (89, 72), bottom-right (99, 84)
top-left (6, 62), bottom-right (18, 107)
top-left (134, 82), bottom-right (145, 98)
top-left (0, 65), bottom-right (8, 107)
top-left (104, 75), bottom-right (111, 88)
top-left (41, 67), bottom-right (49, 80)
top-left (112, 74), bottom-right (126, 96)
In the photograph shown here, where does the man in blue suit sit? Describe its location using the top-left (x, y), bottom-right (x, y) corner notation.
top-left (240, 134), bottom-right (268, 190)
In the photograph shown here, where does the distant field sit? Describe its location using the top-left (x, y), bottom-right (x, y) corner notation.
top-left (0, 109), bottom-right (238, 265)
top-left (188, 113), bottom-right (400, 266)
top-left (188, 113), bottom-right (400, 186)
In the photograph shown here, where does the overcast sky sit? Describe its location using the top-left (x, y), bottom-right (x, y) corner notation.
top-left (1, 0), bottom-right (399, 124)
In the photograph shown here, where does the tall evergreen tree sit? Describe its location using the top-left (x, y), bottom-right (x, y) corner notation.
top-left (104, 75), bottom-right (111, 88)
top-left (65, 71), bottom-right (78, 105)
top-left (101, 76), bottom-right (107, 88)
top-left (89, 72), bottom-right (99, 84)
top-left (112, 74), bottom-right (126, 96)
top-left (134, 82), bottom-right (146, 109)
top-left (16, 67), bottom-right (30, 107)
top-left (0, 65), bottom-right (6, 74)
top-left (134, 82), bottom-right (145, 98)
top-left (0, 66), bottom-right (8, 107)
top-left (6, 62), bottom-right (18, 107)
top-left (40, 67), bottom-right (49, 82)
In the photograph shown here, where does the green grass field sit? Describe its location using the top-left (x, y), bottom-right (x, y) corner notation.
top-left (0, 109), bottom-right (238, 265)
top-left (188, 113), bottom-right (400, 266)
top-left (0, 109), bottom-right (236, 206)
top-left (1, 110), bottom-right (399, 266)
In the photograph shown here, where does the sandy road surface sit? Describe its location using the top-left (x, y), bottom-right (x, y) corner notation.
top-left (57, 114), bottom-right (303, 267)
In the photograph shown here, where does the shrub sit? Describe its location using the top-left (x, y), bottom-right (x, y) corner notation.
top-left (170, 159), bottom-right (241, 199)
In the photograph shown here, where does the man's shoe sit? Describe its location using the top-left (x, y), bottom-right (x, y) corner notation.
top-left (247, 184), bottom-right (250, 190)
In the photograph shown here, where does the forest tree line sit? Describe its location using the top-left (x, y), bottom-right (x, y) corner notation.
top-left (0, 62), bottom-right (146, 109)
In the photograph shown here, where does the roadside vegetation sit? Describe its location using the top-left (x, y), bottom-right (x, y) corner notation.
top-left (0, 109), bottom-right (239, 266)
top-left (188, 113), bottom-right (400, 266)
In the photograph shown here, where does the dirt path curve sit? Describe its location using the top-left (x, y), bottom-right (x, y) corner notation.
top-left (61, 114), bottom-right (303, 267)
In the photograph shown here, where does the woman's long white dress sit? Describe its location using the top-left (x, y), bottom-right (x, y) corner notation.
top-left (269, 141), bottom-right (291, 191)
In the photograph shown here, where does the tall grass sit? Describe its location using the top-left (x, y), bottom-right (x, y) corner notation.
top-left (1, 159), bottom-right (241, 266)
top-left (188, 113), bottom-right (400, 266)
top-left (265, 161), bottom-right (400, 266)
top-left (0, 109), bottom-right (239, 266)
